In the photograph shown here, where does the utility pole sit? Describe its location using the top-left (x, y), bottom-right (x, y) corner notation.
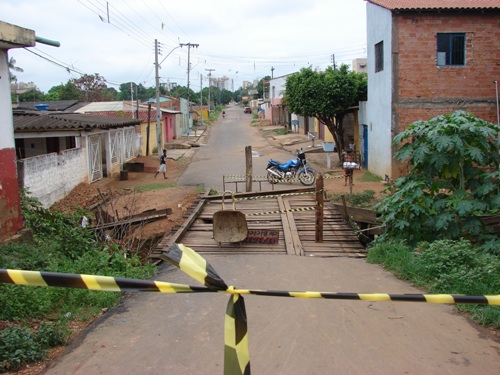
top-left (130, 82), bottom-right (134, 119)
top-left (199, 74), bottom-right (203, 125)
top-left (331, 54), bottom-right (337, 70)
top-left (180, 42), bottom-right (199, 126)
top-left (271, 66), bottom-right (274, 79)
top-left (205, 68), bottom-right (215, 112)
top-left (155, 39), bottom-right (162, 155)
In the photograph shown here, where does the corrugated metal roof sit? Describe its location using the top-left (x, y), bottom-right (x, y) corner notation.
top-left (74, 101), bottom-right (132, 113)
top-left (14, 100), bottom-right (80, 111)
top-left (13, 111), bottom-right (141, 133)
top-left (367, 0), bottom-right (500, 11)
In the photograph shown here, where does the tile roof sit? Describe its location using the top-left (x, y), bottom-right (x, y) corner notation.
top-left (13, 111), bottom-right (141, 133)
top-left (366, 0), bottom-right (500, 10)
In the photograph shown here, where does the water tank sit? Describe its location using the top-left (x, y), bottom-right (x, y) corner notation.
top-left (35, 104), bottom-right (49, 110)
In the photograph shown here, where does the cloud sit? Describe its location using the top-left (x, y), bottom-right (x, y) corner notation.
top-left (3, 0), bottom-right (367, 93)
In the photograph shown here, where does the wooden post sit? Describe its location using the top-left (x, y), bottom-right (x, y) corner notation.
top-left (245, 146), bottom-right (252, 192)
top-left (315, 174), bottom-right (324, 243)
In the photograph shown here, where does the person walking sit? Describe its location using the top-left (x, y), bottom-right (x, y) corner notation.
top-left (154, 149), bottom-right (168, 179)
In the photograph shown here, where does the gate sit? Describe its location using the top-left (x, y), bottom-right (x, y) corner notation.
top-left (88, 135), bottom-right (103, 182)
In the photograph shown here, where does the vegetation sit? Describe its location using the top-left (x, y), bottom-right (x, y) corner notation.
top-left (0, 192), bottom-right (156, 372)
top-left (329, 190), bottom-right (379, 209)
top-left (375, 111), bottom-right (500, 251)
top-left (368, 240), bottom-right (500, 328)
top-left (285, 65), bottom-right (367, 158)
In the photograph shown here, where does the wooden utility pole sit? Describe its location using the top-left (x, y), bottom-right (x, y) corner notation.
top-left (315, 174), bottom-right (324, 243)
top-left (245, 146), bottom-right (253, 192)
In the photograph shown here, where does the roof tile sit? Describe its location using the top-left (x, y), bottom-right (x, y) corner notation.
top-left (367, 0), bottom-right (500, 11)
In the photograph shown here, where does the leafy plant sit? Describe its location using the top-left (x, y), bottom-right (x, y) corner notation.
top-left (375, 111), bottom-right (500, 249)
top-left (329, 190), bottom-right (378, 209)
top-left (368, 239), bottom-right (500, 327)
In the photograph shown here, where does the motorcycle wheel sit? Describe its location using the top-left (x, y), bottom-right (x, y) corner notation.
top-left (267, 170), bottom-right (280, 184)
top-left (298, 169), bottom-right (316, 186)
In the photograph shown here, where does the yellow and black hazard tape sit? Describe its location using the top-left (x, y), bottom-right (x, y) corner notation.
top-left (246, 206), bottom-right (316, 216)
top-left (323, 174), bottom-right (344, 180)
top-left (2, 243), bottom-right (499, 375)
top-left (235, 191), bottom-right (316, 202)
top-left (224, 175), bottom-right (267, 180)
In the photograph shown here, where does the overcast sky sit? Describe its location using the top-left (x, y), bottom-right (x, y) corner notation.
top-left (3, 0), bottom-right (367, 94)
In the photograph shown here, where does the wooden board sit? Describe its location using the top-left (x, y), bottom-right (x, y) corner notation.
top-left (151, 188), bottom-right (367, 259)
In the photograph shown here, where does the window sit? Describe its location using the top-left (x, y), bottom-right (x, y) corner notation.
top-left (375, 41), bottom-right (384, 72)
top-left (437, 33), bottom-right (465, 66)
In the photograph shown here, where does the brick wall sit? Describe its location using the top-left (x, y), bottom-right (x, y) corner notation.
top-left (395, 11), bottom-right (500, 130)
top-left (17, 148), bottom-right (88, 208)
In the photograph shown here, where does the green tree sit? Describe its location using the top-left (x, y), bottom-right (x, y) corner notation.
top-left (257, 76), bottom-right (271, 98)
top-left (17, 88), bottom-right (45, 102)
top-left (375, 111), bottom-right (500, 251)
top-left (8, 57), bottom-right (23, 83)
top-left (285, 65), bottom-right (366, 157)
top-left (45, 82), bottom-right (80, 101)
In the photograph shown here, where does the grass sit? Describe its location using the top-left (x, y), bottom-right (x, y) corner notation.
top-left (134, 183), bottom-right (180, 192)
top-left (328, 189), bottom-right (379, 209)
top-left (357, 171), bottom-right (383, 182)
top-left (367, 239), bottom-right (500, 328)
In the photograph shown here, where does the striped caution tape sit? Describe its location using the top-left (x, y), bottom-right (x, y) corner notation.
top-left (224, 175), bottom-right (267, 180)
top-left (323, 174), bottom-right (344, 180)
top-left (235, 191), bottom-right (315, 201)
top-left (2, 243), bottom-right (499, 375)
top-left (245, 206), bottom-right (316, 216)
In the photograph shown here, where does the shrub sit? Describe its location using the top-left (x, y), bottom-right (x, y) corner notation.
top-left (376, 111), bottom-right (500, 249)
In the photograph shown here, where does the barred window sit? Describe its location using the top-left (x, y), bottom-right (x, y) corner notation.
top-left (437, 33), bottom-right (465, 66)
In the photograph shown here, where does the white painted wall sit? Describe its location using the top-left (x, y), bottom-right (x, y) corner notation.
top-left (366, 3), bottom-right (393, 178)
top-left (0, 51), bottom-right (14, 151)
top-left (18, 148), bottom-right (88, 208)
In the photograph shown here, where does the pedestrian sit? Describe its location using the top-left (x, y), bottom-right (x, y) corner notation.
top-left (343, 151), bottom-right (355, 186)
top-left (155, 149), bottom-right (168, 179)
top-left (348, 138), bottom-right (355, 152)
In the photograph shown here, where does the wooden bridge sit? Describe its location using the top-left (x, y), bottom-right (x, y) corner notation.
top-left (151, 187), bottom-right (367, 259)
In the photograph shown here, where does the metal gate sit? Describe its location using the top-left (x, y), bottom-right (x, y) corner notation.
top-left (89, 135), bottom-right (103, 182)
top-left (124, 128), bottom-right (134, 160)
top-left (110, 130), bottom-right (122, 165)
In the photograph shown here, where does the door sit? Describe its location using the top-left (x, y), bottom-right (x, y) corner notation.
top-left (362, 125), bottom-right (368, 168)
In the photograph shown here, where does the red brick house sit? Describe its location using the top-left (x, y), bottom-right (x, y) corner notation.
top-left (365, 0), bottom-right (500, 178)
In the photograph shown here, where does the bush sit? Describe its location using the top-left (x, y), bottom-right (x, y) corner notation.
top-left (376, 111), bottom-right (500, 249)
top-left (368, 239), bottom-right (500, 327)
top-left (0, 192), bottom-right (156, 371)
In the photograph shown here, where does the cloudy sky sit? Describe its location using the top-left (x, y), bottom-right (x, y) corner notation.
top-left (3, 0), bottom-right (367, 94)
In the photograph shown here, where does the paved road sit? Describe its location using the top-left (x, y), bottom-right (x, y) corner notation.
top-left (178, 104), bottom-right (296, 192)
top-left (43, 110), bottom-right (500, 374)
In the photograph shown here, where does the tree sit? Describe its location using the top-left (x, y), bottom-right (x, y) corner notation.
top-left (375, 111), bottom-right (500, 252)
top-left (8, 57), bottom-right (23, 83)
top-left (285, 65), bottom-right (366, 158)
top-left (257, 76), bottom-right (271, 98)
top-left (70, 73), bottom-right (115, 101)
top-left (46, 82), bottom-right (80, 101)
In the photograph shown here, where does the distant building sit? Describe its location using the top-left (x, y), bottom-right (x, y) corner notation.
top-left (352, 58), bottom-right (367, 73)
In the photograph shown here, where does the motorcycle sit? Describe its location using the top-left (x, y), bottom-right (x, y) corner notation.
top-left (266, 149), bottom-right (316, 186)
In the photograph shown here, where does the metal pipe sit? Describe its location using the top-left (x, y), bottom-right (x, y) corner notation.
top-left (35, 36), bottom-right (60, 47)
top-left (495, 80), bottom-right (499, 127)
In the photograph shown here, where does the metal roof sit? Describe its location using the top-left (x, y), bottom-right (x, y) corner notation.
top-left (14, 100), bottom-right (80, 111)
top-left (13, 111), bottom-right (141, 133)
top-left (366, 0), bottom-right (500, 11)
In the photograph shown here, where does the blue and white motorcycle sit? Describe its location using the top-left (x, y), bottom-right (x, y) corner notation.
top-left (266, 149), bottom-right (316, 186)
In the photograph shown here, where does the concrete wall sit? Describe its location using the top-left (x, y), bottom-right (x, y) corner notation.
top-left (17, 147), bottom-right (88, 208)
top-left (366, 3), bottom-right (394, 178)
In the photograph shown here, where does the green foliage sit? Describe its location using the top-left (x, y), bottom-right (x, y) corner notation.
top-left (368, 239), bottom-right (500, 327)
top-left (376, 111), bottom-right (500, 249)
top-left (0, 193), bottom-right (156, 371)
top-left (134, 183), bottom-right (177, 192)
top-left (329, 190), bottom-right (378, 209)
top-left (0, 322), bottom-right (69, 372)
top-left (285, 65), bottom-right (367, 154)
